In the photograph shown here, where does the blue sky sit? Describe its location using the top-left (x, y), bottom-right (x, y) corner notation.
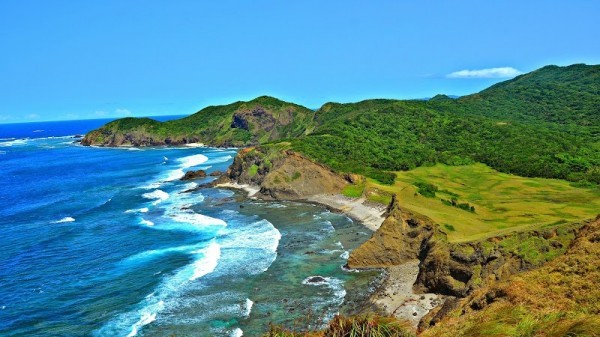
top-left (1, 1), bottom-right (599, 123)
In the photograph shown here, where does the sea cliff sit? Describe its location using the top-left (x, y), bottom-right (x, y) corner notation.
top-left (216, 148), bottom-right (593, 327)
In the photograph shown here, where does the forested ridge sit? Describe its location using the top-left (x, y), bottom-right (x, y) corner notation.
top-left (84, 64), bottom-right (600, 185)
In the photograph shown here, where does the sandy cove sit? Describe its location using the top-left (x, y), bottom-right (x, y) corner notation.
top-left (214, 183), bottom-right (441, 327)
top-left (306, 194), bottom-right (386, 231)
top-left (371, 261), bottom-right (443, 327)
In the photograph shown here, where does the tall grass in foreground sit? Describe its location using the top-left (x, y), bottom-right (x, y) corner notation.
top-left (263, 315), bottom-right (415, 337)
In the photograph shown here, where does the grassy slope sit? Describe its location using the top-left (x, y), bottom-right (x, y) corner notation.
top-left (269, 217), bottom-right (600, 337)
top-left (359, 163), bottom-right (600, 242)
top-left (421, 217), bottom-right (600, 337)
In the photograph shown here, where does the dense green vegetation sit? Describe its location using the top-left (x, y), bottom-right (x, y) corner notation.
top-left (291, 93), bottom-right (599, 185)
top-left (415, 182), bottom-right (438, 198)
top-left (289, 64), bottom-right (599, 184)
top-left (84, 96), bottom-right (315, 147)
top-left (453, 64), bottom-right (600, 131)
top-left (86, 64), bottom-right (600, 185)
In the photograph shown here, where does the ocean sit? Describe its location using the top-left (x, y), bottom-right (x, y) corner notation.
top-left (0, 119), bottom-right (377, 336)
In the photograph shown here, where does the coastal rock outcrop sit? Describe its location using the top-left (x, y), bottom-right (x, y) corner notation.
top-left (347, 195), bottom-right (436, 268)
top-left (180, 169), bottom-right (207, 180)
top-left (218, 147), bottom-right (348, 199)
top-left (419, 215), bottom-right (600, 334)
top-left (348, 194), bottom-right (584, 297)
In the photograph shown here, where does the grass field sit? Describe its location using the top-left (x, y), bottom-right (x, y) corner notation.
top-left (362, 163), bottom-right (600, 242)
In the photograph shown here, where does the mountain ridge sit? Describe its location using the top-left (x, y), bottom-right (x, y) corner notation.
top-left (82, 64), bottom-right (600, 185)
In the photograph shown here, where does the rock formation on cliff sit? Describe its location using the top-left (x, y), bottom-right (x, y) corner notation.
top-left (218, 146), bottom-right (348, 199)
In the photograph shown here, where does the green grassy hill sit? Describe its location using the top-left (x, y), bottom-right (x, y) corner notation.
top-left (357, 163), bottom-right (600, 242)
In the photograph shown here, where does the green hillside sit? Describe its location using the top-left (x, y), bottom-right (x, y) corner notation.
top-left (82, 96), bottom-right (315, 147)
top-left (455, 64), bottom-right (600, 130)
top-left (292, 98), bottom-right (599, 184)
top-left (83, 64), bottom-right (600, 184)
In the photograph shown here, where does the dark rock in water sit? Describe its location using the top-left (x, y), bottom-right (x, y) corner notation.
top-left (73, 134), bottom-right (84, 139)
top-left (182, 181), bottom-right (216, 193)
top-left (306, 276), bottom-right (326, 283)
top-left (209, 170), bottom-right (224, 177)
top-left (181, 170), bottom-right (207, 181)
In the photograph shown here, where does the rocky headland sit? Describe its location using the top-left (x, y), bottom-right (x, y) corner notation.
top-left (213, 146), bottom-right (593, 328)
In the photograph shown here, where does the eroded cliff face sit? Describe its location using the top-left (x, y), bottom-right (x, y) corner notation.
top-left (219, 147), bottom-right (348, 199)
top-left (419, 215), bottom-right (600, 334)
top-left (347, 194), bottom-right (437, 268)
top-left (347, 195), bottom-right (583, 297)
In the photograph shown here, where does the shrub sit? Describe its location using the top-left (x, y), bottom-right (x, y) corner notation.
top-left (415, 181), bottom-right (438, 197)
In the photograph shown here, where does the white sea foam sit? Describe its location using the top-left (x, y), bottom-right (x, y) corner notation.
top-left (204, 155), bottom-right (233, 164)
top-left (171, 212), bottom-right (228, 229)
top-left (139, 219), bottom-right (154, 227)
top-left (231, 328), bottom-right (244, 337)
top-left (119, 243), bottom-right (208, 266)
top-left (218, 219), bottom-right (281, 275)
top-left (0, 139), bottom-right (28, 147)
top-left (184, 182), bottom-right (198, 190)
top-left (221, 219), bottom-right (281, 253)
top-left (163, 168), bottom-right (184, 182)
top-left (125, 300), bottom-right (164, 337)
top-left (177, 153), bottom-right (209, 168)
top-left (190, 241), bottom-right (221, 280)
top-left (302, 276), bottom-right (347, 308)
top-left (125, 207), bottom-right (149, 214)
top-left (183, 143), bottom-right (205, 148)
top-left (144, 153), bottom-right (210, 186)
top-left (320, 220), bottom-right (336, 233)
top-left (243, 298), bottom-right (253, 318)
top-left (340, 251), bottom-right (350, 259)
top-left (140, 182), bottom-right (162, 190)
top-left (142, 190), bottom-right (169, 205)
top-left (52, 217), bottom-right (75, 223)
top-left (265, 203), bottom-right (288, 209)
top-left (97, 241), bottom-right (221, 336)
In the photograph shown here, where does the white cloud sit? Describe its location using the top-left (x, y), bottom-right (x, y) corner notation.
top-left (0, 115), bottom-right (12, 121)
top-left (447, 67), bottom-right (522, 79)
top-left (95, 109), bottom-right (132, 117)
top-left (115, 108), bottom-right (132, 116)
top-left (26, 113), bottom-right (40, 119)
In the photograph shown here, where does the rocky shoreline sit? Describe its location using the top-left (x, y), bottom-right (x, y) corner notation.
top-left (210, 146), bottom-right (596, 331)
top-left (215, 178), bottom-right (440, 327)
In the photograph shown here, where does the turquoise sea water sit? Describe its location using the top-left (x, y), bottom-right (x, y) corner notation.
top-left (0, 121), bottom-right (376, 336)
